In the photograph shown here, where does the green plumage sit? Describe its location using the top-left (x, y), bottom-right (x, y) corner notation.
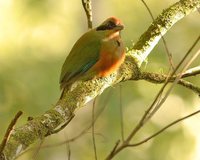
top-left (60, 29), bottom-right (102, 88)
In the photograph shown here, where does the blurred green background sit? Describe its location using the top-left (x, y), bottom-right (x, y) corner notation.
top-left (0, 0), bottom-right (200, 159)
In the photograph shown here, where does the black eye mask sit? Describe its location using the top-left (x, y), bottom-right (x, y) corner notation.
top-left (96, 21), bottom-right (117, 31)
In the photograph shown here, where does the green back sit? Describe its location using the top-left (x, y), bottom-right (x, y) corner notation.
top-left (60, 30), bottom-right (101, 86)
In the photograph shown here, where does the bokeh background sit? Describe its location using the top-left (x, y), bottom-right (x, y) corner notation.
top-left (0, 0), bottom-right (200, 159)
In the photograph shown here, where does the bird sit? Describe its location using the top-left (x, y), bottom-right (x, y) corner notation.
top-left (60, 17), bottom-right (125, 90)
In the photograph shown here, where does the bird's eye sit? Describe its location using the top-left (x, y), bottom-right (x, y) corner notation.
top-left (107, 21), bottom-right (116, 28)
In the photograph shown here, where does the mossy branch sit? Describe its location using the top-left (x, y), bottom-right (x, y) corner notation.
top-left (139, 71), bottom-right (200, 95)
top-left (129, 0), bottom-right (200, 66)
top-left (1, 0), bottom-right (199, 159)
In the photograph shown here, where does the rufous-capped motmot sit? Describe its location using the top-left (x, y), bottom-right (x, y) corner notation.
top-left (60, 17), bottom-right (125, 90)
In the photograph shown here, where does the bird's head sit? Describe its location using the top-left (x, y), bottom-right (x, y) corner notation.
top-left (96, 17), bottom-right (124, 39)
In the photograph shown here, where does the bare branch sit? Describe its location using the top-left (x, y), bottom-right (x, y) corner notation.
top-left (119, 85), bottom-right (125, 142)
top-left (106, 140), bottom-right (120, 160)
top-left (128, 109), bottom-right (200, 147)
top-left (181, 66), bottom-right (200, 78)
top-left (92, 98), bottom-right (98, 160)
top-left (106, 107), bottom-right (200, 159)
top-left (32, 140), bottom-right (44, 160)
top-left (0, 111), bottom-right (23, 154)
top-left (146, 45), bottom-right (200, 121)
top-left (139, 72), bottom-right (200, 95)
top-left (138, 35), bottom-right (200, 123)
top-left (82, 0), bottom-right (93, 29)
top-left (64, 133), bottom-right (71, 160)
top-left (132, 35), bottom-right (200, 140)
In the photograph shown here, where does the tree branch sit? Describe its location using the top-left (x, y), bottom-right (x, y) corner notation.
top-left (82, 0), bottom-right (93, 29)
top-left (1, 0), bottom-right (199, 159)
top-left (0, 111), bottom-right (23, 154)
top-left (139, 71), bottom-right (200, 95)
top-left (129, 0), bottom-right (199, 66)
top-left (140, 0), bottom-right (175, 69)
top-left (128, 108), bottom-right (200, 147)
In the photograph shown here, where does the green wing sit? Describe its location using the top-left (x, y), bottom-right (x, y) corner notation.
top-left (60, 31), bottom-right (101, 88)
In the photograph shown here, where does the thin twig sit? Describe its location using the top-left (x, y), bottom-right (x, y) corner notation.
top-left (140, 0), bottom-right (175, 70)
top-left (106, 140), bottom-right (120, 160)
top-left (178, 79), bottom-right (200, 95)
top-left (180, 66), bottom-right (200, 78)
top-left (92, 98), bottom-right (98, 160)
top-left (142, 35), bottom-right (200, 125)
top-left (128, 109), bottom-right (200, 147)
top-left (146, 44), bottom-right (200, 121)
top-left (119, 85), bottom-right (125, 142)
top-left (0, 111), bottom-right (23, 154)
top-left (105, 35), bottom-right (200, 160)
top-left (139, 72), bottom-right (200, 95)
top-left (81, 0), bottom-right (93, 29)
top-left (32, 139), bottom-right (44, 160)
top-left (67, 143), bottom-right (71, 160)
top-left (139, 0), bottom-right (175, 111)
top-left (64, 133), bottom-right (71, 160)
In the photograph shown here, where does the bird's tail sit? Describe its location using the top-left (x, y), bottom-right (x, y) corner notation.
top-left (59, 89), bottom-right (65, 100)
top-left (59, 81), bottom-right (69, 100)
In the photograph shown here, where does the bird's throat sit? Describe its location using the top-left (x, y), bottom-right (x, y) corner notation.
top-left (103, 31), bottom-right (120, 41)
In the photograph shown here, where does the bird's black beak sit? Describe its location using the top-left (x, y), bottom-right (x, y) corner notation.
top-left (114, 24), bottom-right (124, 31)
